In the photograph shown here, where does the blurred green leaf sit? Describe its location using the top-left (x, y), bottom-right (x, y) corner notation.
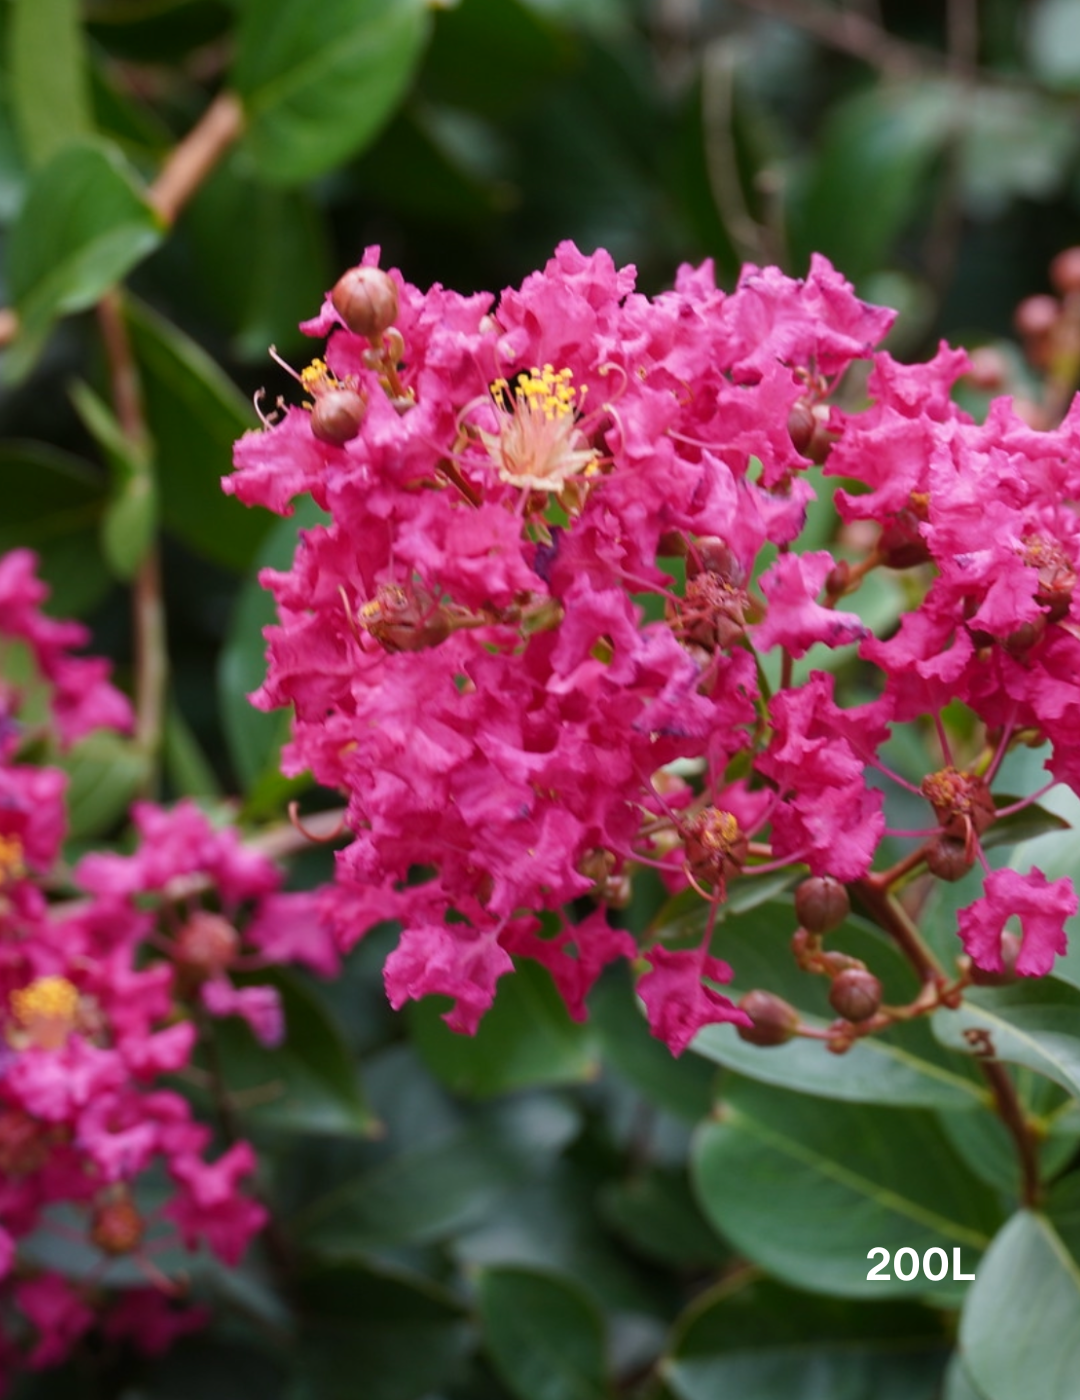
top-left (233, 0), bottom-right (432, 185)
top-left (292, 1261), bottom-right (471, 1400)
top-left (409, 958), bottom-right (600, 1097)
top-left (981, 798), bottom-right (1070, 850)
top-left (789, 81), bottom-right (951, 281)
top-left (140, 1338), bottom-right (288, 1400)
top-left (476, 1267), bottom-right (609, 1400)
top-left (661, 1278), bottom-right (949, 1400)
top-left (69, 378), bottom-right (156, 580)
top-left (124, 296), bottom-right (272, 569)
top-left (61, 730), bottom-right (151, 839)
top-left (692, 1078), bottom-right (1000, 1298)
top-left (598, 1168), bottom-right (727, 1269)
top-left (165, 702), bottom-right (224, 798)
top-left (944, 1355), bottom-right (991, 1400)
top-left (960, 1210), bottom-right (1080, 1400)
top-left (0, 443), bottom-right (110, 615)
top-left (218, 497), bottom-right (327, 789)
top-left (1028, 0), bottom-right (1080, 88)
top-left (9, 0), bottom-right (93, 167)
top-left (933, 980), bottom-right (1080, 1100)
top-left (85, 0), bottom-right (233, 64)
top-left (212, 969), bottom-right (377, 1137)
top-left (958, 89), bottom-right (1077, 216)
top-left (3, 141), bottom-right (162, 382)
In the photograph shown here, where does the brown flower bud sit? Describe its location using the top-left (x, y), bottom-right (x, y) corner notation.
top-left (828, 967), bottom-right (882, 1023)
top-left (787, 402), bottom-right (815, 456)
top-left (91, 1197), bottom-right (145, 1256)
top-left (964, 345), bottom-right (1009, 393)
top-left (1015, 293), bottom-right (1059, 340)
top-left (686, 537), bottom-right (742, 584)
top-left (736, 990), bottom-right (800, 1046)
top-left (1050, 247), bottom-right (1080, 296)
top-left (331, 266), bottom-right (399, 341)
top-left (310, 387), bottom-right (366, 445)
top-left (1003, 613), bottom-right (1047, 657)
top-left (970, 931), bottom-right (1022, 986)
top-left (175, 912), bottom-right (239, 981)
top-left (925, 835), bottom-right (974, 882)
top-left (794, 876), bottom-right (850, 934)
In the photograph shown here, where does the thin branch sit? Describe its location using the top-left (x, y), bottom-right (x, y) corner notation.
top-left (701, 39), bottom-right (774, 264)
top-left (148, 90), bottom-right (245, 227)
top-left (727, 0), bottom-right (930, 78)
top-left (851, 877), bottom-right (947, 984)
top-left (980, 1059), bottom-right (1042, 1206)
top-left (0, 308), bottom-right (18, 348)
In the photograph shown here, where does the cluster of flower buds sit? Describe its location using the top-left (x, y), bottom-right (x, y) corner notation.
top-left (227, 241), bottom-right (1080, 1058)
top-left (0, 554), bottom-right (339, 1385)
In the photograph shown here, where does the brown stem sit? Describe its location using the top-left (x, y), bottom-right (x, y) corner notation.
top-left (980, 1059), bottom-right (1042, 1206)
top-left (149, 91), bottom-right (245, 227)
top-left (0, 308), bottom-right (18, 348)
top-left (870, 841), bottom-right (931, 891)
top-left (851, 877), bottom-right (947, 983)
top-left (97, 291), bottom-right (167, 761)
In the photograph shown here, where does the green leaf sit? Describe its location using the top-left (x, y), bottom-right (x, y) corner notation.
top-left (1028, 0), bottom-right (1080, 89)
top-left (789, 81), bottom-right (951, 281)
top-left (4, 141), bottom-right (162, 383)
top-left (943, 1354), bottom-right (991, 1400)
top-left (598, 1168), bottom-right (727, 1269)
top-left (9, 0), bottom-right (93, 167)
top-left (933, 980), bottom-right (1080, 1101)
top-left (409, 958), bottom-right (599, 1097)
top-left (164, 703), bottom-right (224, 799)
top-left (233, 0), bottom-right (432, 185)
top-left (294, 1090), bottom-right (579, 1254)
top-left (692, 1078), bottom-right (1000, 1299)
top-left (0, 443), bottom-right (110, 615)
top-left (218, 497), bottom-right (328, 789)
top-left (292, 1261), bottom-right (471, 1400)
top-left (211, 969), bottom-right (377, 1137)
top-left (86, 0), bottom-right (233, 65)
top-left (123, 296), bottom-right (273, 570)
top-left (476, 1268), bottom-right (609, 1400)
top-left (960, 1211), bottom-right (1080, 1400)
top-left (661, 1277), bottom-right (949, 1400)
top-left (980, 798), bottom-right (1071, 851)
top-left (676, 899), bottom-right (982, 1108)
top-left (61, 730), bottom-right (150, 839)
top-left (69, 379), bottom-right (156, 580)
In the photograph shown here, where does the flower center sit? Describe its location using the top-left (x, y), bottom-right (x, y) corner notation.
top-left (920, 767), bottom-right (995, 846)
top-left (0, 833), bottom-right (25, 886)
top-left (9, 975), bottom-right (81, 1050)
top-left (479, 364), bottom-right (599, 492)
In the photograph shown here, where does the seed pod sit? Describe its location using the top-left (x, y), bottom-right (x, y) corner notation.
top-left (926, 835), bottom-right (974, 882)
top-left (91, 1197), bottom-right (145, 1256)
top-left (794, 876), bottom-right (850, 934)
top-left (175, 911), bottom-right (239, 981)
top-left (787, 402), bottom-right (815, 456)
top-left (736, 990), bottom-right (800, 1046)
top-left (828, 967), bottom-right (882, 1023)
top-left (311, 387), bottom-right (366, 445)
top-left (1050, 247), bottom-right (1080, 296)
top-left (331, 266), bottom-right (399, 341)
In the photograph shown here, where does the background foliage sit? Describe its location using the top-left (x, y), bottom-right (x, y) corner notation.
top-left (4, 0), bottom-right (1080, 1396)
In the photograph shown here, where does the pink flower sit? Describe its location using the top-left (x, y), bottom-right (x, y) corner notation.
top-left (201, 978), bottom-right (284, 1047)
top-left (636, 946), bottom-right (749, 1056)
top-left (755, 551), bottom-right (867, 657)
top-left (384, 920), bottom-right (515, 1034)
top-left (15, 1274), bottom-right (95, 1369)
top-left (958, 867), bottom-right (1077, 976)
top-left (166, 1142), bottom-right (267, 1265)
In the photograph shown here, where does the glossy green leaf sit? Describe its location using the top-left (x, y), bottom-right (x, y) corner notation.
top-left (692, 1078), bottom-right (1000, 1298)
top-left (211, 969), bottom-right (377, 1137)
top-left (61, 731), bottom-right (150, 839)
top-left (960, 1211), bottom-right (1080, 1400)
top-left (69, 379), bottom-right (156, 580)
top-left (933, 980), bottom-right (1080, 1101)
top-left (292, 1261), bottom-right (471, 1400)
top-left (4, 141), bottom-right (162, 382)
top-left (0, 443), bottom-right (110, 616)
top-left (409, 958), bottom-right (599, 1097)
top-left (9, 0), bottom-right (93, 167)
top-left (476, 1268), bottom-right (608, 1400)
top-left (123, 296), bottom-right (272, 569)
top-left (233, 0), bottom-right (431, 185)
top-left (218, 497), bottom-right (328, 788)
top-left (661, 1278), bottom-right (949, 1400)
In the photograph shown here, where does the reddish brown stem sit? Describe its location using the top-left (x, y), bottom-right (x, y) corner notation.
top-left (851, 877), bottom-right (946, 984)
top-left (980, 1060), bottom-right (1042, 1206)
top-left (149, 91), bottom-right (245, 227)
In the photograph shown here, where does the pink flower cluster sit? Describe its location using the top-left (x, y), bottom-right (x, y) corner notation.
top-left (226, 243), bottom-right (1080, 1052)
top-left (0, 555), bottom-right (334, 1384)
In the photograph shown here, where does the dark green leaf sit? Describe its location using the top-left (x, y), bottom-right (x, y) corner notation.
top-left (409, 958), bottom-right (599, 1097)
top-left (211, 969), bottom-right (377, 1137)
top-left (69, 379), bottom-right (156, 580)
top-left (476, 1268), bottom-right (609, 1400)
top-left (4, 141), bottom-right (162, 382)
top-left (218, 497), bottom-right (328, 788)
top-left (692, 1078), bottom-right (1000, 1298)
top-left (980, 798), bottom-right (1071, 851)
top-left (86, 0), bottom-right (233, 64)
top-left (233, 0), bottom-right (431, 185)
top-left (9, 0), bottom-right (93, 167)
top-left (164, 702), bottom-right (224, 799)
top-left (598, 1168), bottom-right (727, 1269)
top-left (960, 1210), bottom-right (1080, 1400)
top-left (662, 1277), bottom-right (949, 1400)
top-left (124, 296), bottom-right (272, 569)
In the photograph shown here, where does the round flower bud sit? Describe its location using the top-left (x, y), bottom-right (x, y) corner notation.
top-left (331, 266), bottom-right (399, 340)
top-left (1050, 247), bottom-right (1080, 296)
top-left (175, 911), bottom-right (239, 981)
top-left (1014, 294), bottom-right (1059, 341)
top-left (91, 1197), bottom-right (145, 1256)
top-left (828, 967), bottom-right (882, 1023)
top-left (311, 387), bottom-right (366, 445)
top-left (964, 345), bottom-right (1009, 392)
top-left (787, 402), bottom-right (815, 456)
top-left (794, 876), bottom-right (850, 934)
top-left (736, 990), bottom-right (800, 1046)
top-left (925, 835), bottom-right (974, 882)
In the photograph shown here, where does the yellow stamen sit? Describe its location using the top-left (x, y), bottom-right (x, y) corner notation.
top-left (0, 834), bottom-right (25, 885)
top-left (9, 976), bottom-right (80, 1050)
